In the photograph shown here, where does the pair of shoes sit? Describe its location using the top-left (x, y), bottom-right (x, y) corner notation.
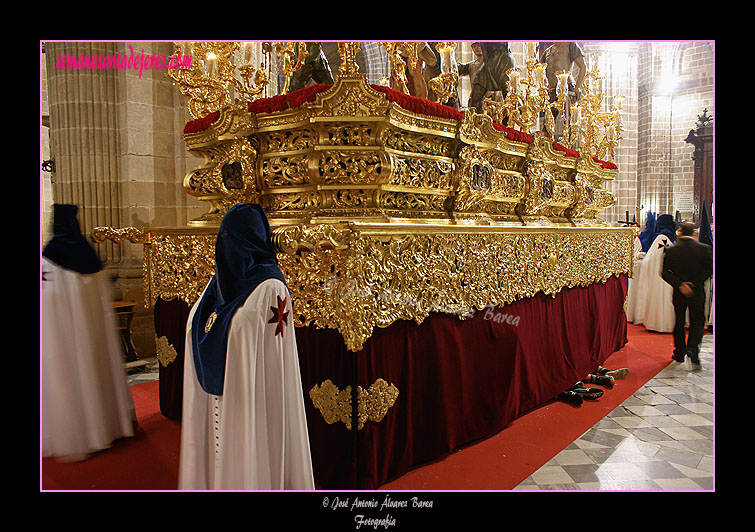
top-left (586, 374), bottom-right (614, 388)
top-left (597, 366), bottom-right (630, 379)
top-left (557, 390), bottom-right (583, 406)
top-left (672, 353), bottom-right (685, 363)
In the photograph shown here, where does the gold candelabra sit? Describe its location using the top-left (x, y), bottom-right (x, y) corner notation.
top-left (274, 42), bottom-right (308, 94)
top-left (568, 53), bottom-right (624, 161)
top-left (481, 44), bottom-right (624, 162)
top-left (491, 58), bottom-right (552, 135)
top-left (380, 42), bottom-right (422, 94)
top-left (428, 42), bottom-right (459, 103)
top-left (168, 41), bottom-right (273, 119)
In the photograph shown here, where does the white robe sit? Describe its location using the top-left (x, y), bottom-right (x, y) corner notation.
top-left (636, 234), bottom-right (675, 333)
top-left (179, 278), bottom-right (314, 490)
top-left (626, 237), bottom-right (645, 323)
top-left (41, 258), bottom-right (136, 460)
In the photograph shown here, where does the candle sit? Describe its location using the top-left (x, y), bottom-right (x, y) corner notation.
top-left (508, 68), bottom-right (520, 93)
top-left (526, 42), bottom-right (536, 60)
top-left (437, 42), bottom-right (454, 74)
top-left (613, 108), bottom-right (622, 128)
top-left (535, 63), bottom-right (546, 89)
top-left (571, 104), bottom-right (581, 125)
top-left (205, 52), bottom-right (217, 77)
top-left (557, 71), bottom-right (569, 96)
top-left (180, 42), bottom-right (192, 58)
top-left (241, 42), bottom-right (253, 64)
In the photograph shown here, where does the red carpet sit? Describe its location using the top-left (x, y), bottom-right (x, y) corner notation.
top-left (40, 324), bottom-right (675, 491)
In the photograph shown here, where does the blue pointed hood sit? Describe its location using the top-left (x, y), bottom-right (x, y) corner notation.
top-left (654, 214), bottom-right (677, 244)
top-left (190, 203), bottom-right (287, 396)
top-left (638, 211), bottom-right (656, 252)
top-left (42, 204), bottom-right (101, 274)
top-left (698, 201), bottom-right (713, 248)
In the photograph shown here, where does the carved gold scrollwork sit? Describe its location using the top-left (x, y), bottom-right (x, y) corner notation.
top-left (275, 224), bottom-right (635, 352)
top-left (91, 226), bottom-right (149, 244)
top-left (318, 150), bottom-right (383, 185)
top-left (521, 159), bottom-right (555, 217)
top-left (309, 380), bottom-right (353, 430)
top-left (357, 378), bottom-right (400, 430)
top-left (453, 145), bottom-right (498, 213)
top-left (308, 378), bottom-right (400, 430)
top-left (155, 335), bottom-right (178, 367)
top-left (183, 135), bottom-right (259, 226)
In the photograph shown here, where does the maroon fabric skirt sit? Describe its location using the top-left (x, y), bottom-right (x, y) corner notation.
top-left (296, 274), bottom-right (629, 489)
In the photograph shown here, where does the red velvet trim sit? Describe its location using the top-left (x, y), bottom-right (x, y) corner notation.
top-left (593, 156), bottom-right (618, 170)
top-left (369, 84), bottom-right (465, 122)
top-left (247, 83), bottom-right (333, 115)
top-left (491, 121), bottom-right (535, 144)
top-left (552, 141), bottom-right (580, 158)
top-left (183, 111), bottom-right (220, 134)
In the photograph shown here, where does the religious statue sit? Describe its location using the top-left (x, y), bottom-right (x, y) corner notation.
top-left (542, 42), bottom-right (586, 138)
top-left (467, 42), bottom-right (516, 113)
top-left (288, 42), bottom-right (335, 93)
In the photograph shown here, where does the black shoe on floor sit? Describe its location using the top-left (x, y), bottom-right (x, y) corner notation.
top-left (672, 353), bottom-right (685, 363)
top-left (557, 390), bottom-right (583, 406)
top-left (688, 351), bottom-right (700, 365)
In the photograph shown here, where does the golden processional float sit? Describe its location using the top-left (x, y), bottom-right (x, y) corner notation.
top-left (94, 41), bottom-right (633, 351)
top-left (94, 43), bottom-right (634, 487)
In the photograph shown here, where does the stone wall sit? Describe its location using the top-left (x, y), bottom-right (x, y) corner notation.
top-left (636, 41), bottom-right (714, 223)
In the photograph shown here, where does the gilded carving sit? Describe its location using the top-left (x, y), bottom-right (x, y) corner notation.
top-left (319, 151), bottom-right (382, 184)
top-left (309, 379), bottom-right (353, 430)
top-left (260, 154), bottom-right (310, 187)
top-left (357, 379), bottom-right (400, 430)
top-left (275, 224), bottom-right (634, 351)
top-left (388, 156), bottom-right (454, 189)
top-left (382, 129), bottom-right (454, 158)
top-left (155, 335), bottom-right (178, 367)
top-left (324, 123), bottom-right (373, 146)
top-left (259, 129), bottom-right (317, 152)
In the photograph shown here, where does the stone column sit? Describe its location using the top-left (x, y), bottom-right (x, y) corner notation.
top-left (45, 41), bottom-right (124, 264)
top-left (44, 41), bottom-right (205, 358)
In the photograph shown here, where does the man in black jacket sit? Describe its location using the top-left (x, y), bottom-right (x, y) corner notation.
top-left (661, 222), bottom-right (713, 365)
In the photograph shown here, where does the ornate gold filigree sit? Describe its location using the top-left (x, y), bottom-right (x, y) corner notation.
top-left (357, 378), bottom-right (400, 430)
top-left (91, 226), bottom-right (149, 244)
top-left (155, 335), bottom-right (178, 367)
top-left (309, 379), bottom-right (353, 429)
top-left (142, 231), bottom-right (217, 307)
top-left (275, 223), bottom-right (635, 351)
top-left (308, 378), bottom-right (399, 430)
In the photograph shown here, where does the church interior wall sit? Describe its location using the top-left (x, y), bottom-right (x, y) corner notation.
top-left (39, 40), bottom-right (714, 360)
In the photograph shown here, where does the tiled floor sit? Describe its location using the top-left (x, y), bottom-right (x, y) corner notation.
top-left (514, 332), bottom-right (714, 491)
top-left (124, 333), bottom-right (714, 491)
top-left (126, 358), bottom-right (159, 386)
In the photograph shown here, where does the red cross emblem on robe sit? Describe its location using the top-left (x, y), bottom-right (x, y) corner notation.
top-left (268, 295), bottom-right (289, 336)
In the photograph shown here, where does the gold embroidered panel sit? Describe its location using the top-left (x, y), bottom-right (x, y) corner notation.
top-left (94, 224), bottom-right (634, 352)
top-left (309, 378), bottom-right (400, 431)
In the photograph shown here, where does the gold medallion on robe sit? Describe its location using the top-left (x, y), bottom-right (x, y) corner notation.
top-left (205, 311), bottom-right (218, 333)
